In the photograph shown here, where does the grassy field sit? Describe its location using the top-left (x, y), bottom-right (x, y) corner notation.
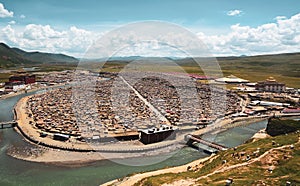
top-left (0, 72), bottom-right (11, 83)
top-left (1, 52), bottom-right (300, 88)
top-left (98, 54), bottom-right (300, 88)
top-left (0, 63), bottom-right (78, 83)
top-left (216, 53), bottom-right (300, 88)
top-left (134, 131), bottom-right (300, 186)
top-left (267, 118), bottom-right (300, 136)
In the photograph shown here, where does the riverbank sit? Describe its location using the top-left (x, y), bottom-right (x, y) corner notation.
top-left (14, 95), bottom-right (186, 163)
top-left (0, 83), bottom-right (67, 101)
top-left (0, 92), bottom-right (207, 186)
top-left (1, 91), bottom-right (271, 186)
top-left (102, 155), bottom-right (215, 186)
top-left (7, 145), bottom-right (105, 166)
top-left (101, 126), bottom-right (270, 186)
top-left (251, 128), bottom-right (269, 140)
top-left (193, 115), bottom-right (269, 137)
top-left (12, 93), bottom-right (271, 164)
top-left (127, 130), bottom-right (300, 185)
top-left (8, 132), bottom-right (185, 165)
top-left (11, 83), bottom-right (274, 165)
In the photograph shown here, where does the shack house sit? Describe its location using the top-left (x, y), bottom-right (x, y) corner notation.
top-left (215, 75), bottom-right (249, 84)
top-left (53, 133), bottom-right (70, 141)
top-left (9, 74), bottom-right (36, 84)
top-left (140, 126), bottom-right (176, 144)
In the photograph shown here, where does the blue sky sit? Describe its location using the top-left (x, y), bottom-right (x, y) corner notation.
top-left (0, 0), bottom-right (300, 57)
top-left (2, 0), bottom-right (299, 31)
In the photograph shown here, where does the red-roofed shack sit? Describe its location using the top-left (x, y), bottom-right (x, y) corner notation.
top-left (9, 74), bottom-right (36, 84)
top-left (282, 108), bottom-right (300, 114)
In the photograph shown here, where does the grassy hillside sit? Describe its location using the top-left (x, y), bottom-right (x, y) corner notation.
top-left (1, 42), bottom-right (299, 87)
top-left (12, 47), bottom-right (78, 63)
top-left (97, 53), bottom-right (300, 87)
top-left (217, 53), bottom-right (300, 88)
top-left (172, 53), bottom-right (300, 88)
top-left (266, 118), bottom-right (300, 136)
top-left (0, 43), bottom-right (78, 68)
top-left (135, 131), bottom-right (300, 186)
top-left (218, 52), bottom-right (300, 79)
top-left (0, 43), bottom-right (33, 68)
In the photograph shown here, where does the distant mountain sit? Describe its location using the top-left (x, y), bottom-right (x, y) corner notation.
top-left (0, 43), bottom-right (78, 68)
top-left (0, 43), bottom-right (30, 67)
top-left (107, 56), bottom-right (142, 61)
top-left (12, 47), bottom-right (78, 63)
top-left (172, 52), bottom-right (300, 80)
top-left (82, 56), bottom-right (184, 63)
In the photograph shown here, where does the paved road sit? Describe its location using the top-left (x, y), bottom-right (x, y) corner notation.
top-left (119, 75), bottom-right (171, 125)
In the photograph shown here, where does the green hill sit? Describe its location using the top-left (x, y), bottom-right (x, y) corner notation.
top-left (0, 43), bottom-right (32, 68)
top-left (1, 42), bottom-right (299, 87)
top-left (135, 127), bottom-right (300, 185)
top-left (0, 43), bottom-right (78, 68)
top-left (217, 53), bottom-right (300, 79)
top-left (100, 53), bottom-right (300, 87)
top-left (173, 53), bottom-right (300, 88)
top-left (266, 118), bottom-right (300, 136)
top-left (174, 52), bottom-right (300, 78)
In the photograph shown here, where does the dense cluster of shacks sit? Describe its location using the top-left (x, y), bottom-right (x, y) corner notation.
top-left (27, 71), bottom-right (242, 140)
top-left (126, 72), bottom-right (242, 125)
top-left (248, 92), bottom-right (300, 107)
top-left (37, 70), bottom-right (74, 85)
top-left (28, 88), bottom-right (80, 136)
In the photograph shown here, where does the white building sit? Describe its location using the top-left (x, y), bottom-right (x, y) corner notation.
top-left (215, 75), bottom-right (249, 84)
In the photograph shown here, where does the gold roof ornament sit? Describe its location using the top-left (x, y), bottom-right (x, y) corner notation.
top-left (266, 77), bottom-right (276, 82)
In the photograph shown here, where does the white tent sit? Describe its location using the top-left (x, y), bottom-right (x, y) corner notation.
top-left (215, 75), bottom-right (249, 84)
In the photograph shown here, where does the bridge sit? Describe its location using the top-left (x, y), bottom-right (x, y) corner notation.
top-left (185, 134), bottom-right (228, 152)
top-left (0, 120), bottom-right (17, 129)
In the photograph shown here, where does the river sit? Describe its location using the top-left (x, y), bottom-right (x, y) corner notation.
top-left (0, 91), bottom-right (267, 186)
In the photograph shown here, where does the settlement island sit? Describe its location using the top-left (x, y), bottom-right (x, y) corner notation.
top-left (1, 70), bottom-right (299, 153)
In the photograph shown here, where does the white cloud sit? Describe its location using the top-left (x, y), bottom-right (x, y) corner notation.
top-left (275, 16), bottom-right (286, 21)
top-left (227, 9), bottom-right (242, 16)
top-left (0, 24), bottom-right (100, 57)
top-left (1, 13), bottom-right (300, 57)
top-left (83, 22), bottom-right (212, 58)
top-left (8, 20), bottom-right (16, 25)
top-left (20, 14), bottom-right (25, 19)
top-left (23, 24), bottom-right (65, 40)
top-left (0, 3), bottom-right (13, 18)
top-left (1, 25), bottom-right (18, 44)
top-left (197, 13), bottom-right (300, 56)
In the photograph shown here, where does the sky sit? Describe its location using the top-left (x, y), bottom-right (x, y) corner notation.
top-left (0, 0), bottom-right (300, 57)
